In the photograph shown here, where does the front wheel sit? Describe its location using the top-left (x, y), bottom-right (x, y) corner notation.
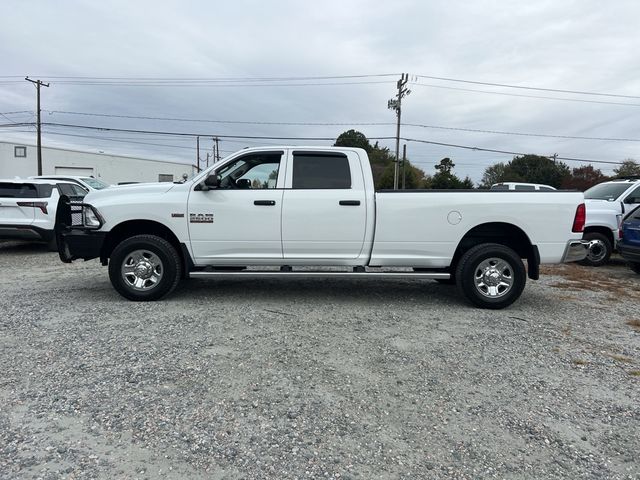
top-left (578, 232), bottom-right (612, 267)
top-left (108, 235), bottom-right (182, 301)
top-left (455, 243), bottom-right (526, 309)
top-left (630, 262), bottom-right (640, 275)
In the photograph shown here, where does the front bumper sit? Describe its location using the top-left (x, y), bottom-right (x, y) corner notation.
top-left (561, 240), bottom-right (589, 263)
top-left (618, 241), bottom-right (640, 263)
top-left (58, 228), bottom-right (107, 263)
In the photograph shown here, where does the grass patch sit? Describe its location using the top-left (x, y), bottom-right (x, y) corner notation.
top-left (629, 370), bottom-right (640, 377)
top-left (572, 359), bottom-right (588, 365)
top-left (543, 264), bottom-right (640, 303)
top-left (626, 319), bottom-right (640, 331)
top-left (604, 353), bottom-right (634, 363)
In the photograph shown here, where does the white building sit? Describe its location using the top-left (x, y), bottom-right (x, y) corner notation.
top-left (0, 141), bottom-right (197, 184)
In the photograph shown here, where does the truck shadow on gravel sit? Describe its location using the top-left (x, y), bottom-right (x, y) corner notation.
top-left (171, 277), bottom-right (475, 308)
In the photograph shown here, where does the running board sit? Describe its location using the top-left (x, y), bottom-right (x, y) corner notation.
top-left (189, 270), bottom-right (450, 280)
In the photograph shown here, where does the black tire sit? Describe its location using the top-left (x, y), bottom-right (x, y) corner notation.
top-left (46, 236), bottom-right (58, 252)
top-left (108, 234), bottom-right (182, 301)
top-left (455, 243), bottom-right (526, 309)
top-left (630, 262), bottom-right (640, 274)
top-left (578, 232), bottom-right (612, 267)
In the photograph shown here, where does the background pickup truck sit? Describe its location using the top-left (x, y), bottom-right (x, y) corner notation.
top-left (56, 146), bottom-right (587, 309)
top-left (581, 178), bottom-right (640, 266)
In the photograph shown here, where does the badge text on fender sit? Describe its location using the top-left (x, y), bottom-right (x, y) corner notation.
top-left (190, 213), bottom-right (214, 223)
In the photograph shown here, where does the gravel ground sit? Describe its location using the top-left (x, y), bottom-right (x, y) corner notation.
top-left (0, 241), bottom-right (639, 479)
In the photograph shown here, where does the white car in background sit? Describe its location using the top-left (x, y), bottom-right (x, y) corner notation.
top-left (31, 175), bottom-right (111, 191)
top-left (490, 182), bottom-right (557, 191)
top-left (581, 178), bottom-right (640, 266)
top-left (0, 179), bottom-right (87, 250)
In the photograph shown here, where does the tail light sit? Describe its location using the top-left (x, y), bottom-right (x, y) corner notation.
top-left (617, 214), bottom-right (624, 240)
top-left (17, 201), bottom-right (48, 214)
top-left (572, 203), bottom-right (585, 233)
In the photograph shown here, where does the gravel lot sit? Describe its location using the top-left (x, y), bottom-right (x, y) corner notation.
top-left (0, 241), bottom-right (639, 479)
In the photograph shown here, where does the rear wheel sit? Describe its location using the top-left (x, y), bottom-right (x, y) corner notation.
top-left (108, 235), bottom-right (182, 301)
top-left (455, 243), bottom-right (526, 309)
top-left (579, 232), bottom-right (612, 267)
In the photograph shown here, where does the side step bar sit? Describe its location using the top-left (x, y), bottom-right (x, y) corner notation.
top-left (190, 270), bottom-right (450, 280)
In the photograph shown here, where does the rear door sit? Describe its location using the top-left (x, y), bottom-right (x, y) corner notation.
top-left (281, 150), bottom-right (367, 260)
top-left (0, 183), bottom-right (37, 226)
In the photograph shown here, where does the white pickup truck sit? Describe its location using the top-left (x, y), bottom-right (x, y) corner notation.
top-left (56, 146), bottom-right (588, 309)
top-left (581, 178), bottom-right (640, 266)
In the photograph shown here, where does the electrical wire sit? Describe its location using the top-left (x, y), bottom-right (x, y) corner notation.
top-left (45, 110), bottom-right (640, 143)
top-left (415, 74), bottom-right (640, 100)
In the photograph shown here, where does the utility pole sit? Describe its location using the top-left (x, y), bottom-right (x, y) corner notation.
top-left (215, 137), bottom-right (220, 162)
top-left (25, 77), bottom-right (49, 175)
top-left (402, 144), bottom-right (407, 189)
top-left (205, 152), bottom-right (210, 168)
top-left (388, 73), bottom-right (410, 190)
top-left (196, 136), bottom-right (201, 172)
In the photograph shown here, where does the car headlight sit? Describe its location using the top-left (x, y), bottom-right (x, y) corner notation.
top-left (83, 205), bottom-right (103, 228)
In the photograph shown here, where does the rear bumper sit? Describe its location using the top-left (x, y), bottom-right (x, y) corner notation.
top-left (561, 240), bottom-right (589, 263)
top-left (618, 241), bottom-right (640, 263)
top-left (0, 224), bottom-right (54, 242)
top-left (58, 228), bottom-right (106, 263)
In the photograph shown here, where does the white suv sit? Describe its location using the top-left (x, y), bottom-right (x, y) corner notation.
top-left (0, 179), bottom-right (87, 250)
top-left (31, 175), bottom-right (110, 191)
top-left (582, 178), bottom-right (640, 266)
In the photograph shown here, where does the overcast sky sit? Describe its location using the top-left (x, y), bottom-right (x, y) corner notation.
top-left (1, 0), bottom-right (639, 182)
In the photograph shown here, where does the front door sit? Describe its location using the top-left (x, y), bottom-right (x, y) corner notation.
top-left (188, 151), bottom-right (285, 263)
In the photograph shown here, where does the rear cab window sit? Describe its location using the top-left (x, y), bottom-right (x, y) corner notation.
top-left (291, 152), bottom-right (351, 189)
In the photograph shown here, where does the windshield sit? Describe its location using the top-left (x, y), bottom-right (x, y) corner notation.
top-left (81, 177), bottom-right (110, 190)
top-left (584, 182), bottom-right (630, 201)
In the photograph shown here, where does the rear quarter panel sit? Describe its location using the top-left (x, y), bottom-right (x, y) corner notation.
top-left (370, 191), bottom-right (584, 267)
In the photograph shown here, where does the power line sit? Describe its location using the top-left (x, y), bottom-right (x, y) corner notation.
top-left (410, 82), bottom-right (640, 107)
top-left (35, 121), bottom-right (626, 166)
top-left (15, 73), bottom-right (399, 82)
top-left (400, 137), bottom-right (624, 165)
top-left (45, 110), bottom-right (640, 143)
top-left (415, 74), bottom-right (640, 100)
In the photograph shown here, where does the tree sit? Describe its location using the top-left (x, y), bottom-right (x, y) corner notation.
top-left (378, 160), bottom-right (427, 189)
top-left (561, 165), bottom-right (608, 191)
top-left (613, 159), bottom-right (640, 178)
top-left (334, 129), bottom-right (372, 152)
top-left (479, 162), bottom-right (507, 189)
top-left (501, 154), bottom-right (570, 188)
top-left (430, 158), bottom-right (473, 189)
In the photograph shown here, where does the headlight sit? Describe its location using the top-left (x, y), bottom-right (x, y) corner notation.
top-left (83, 205), bottom-right (103, 228)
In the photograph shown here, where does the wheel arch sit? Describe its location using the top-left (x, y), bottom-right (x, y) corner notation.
top-left (101, 219), bottom-right (192, 276)
top-left (452, 222), bottom-right (538, 280)
top-left (583, 225), bottom-right (615, 247)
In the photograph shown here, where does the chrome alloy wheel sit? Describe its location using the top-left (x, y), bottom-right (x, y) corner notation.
top-left (586, 239), bottom-right (607, 264)
top-left (474, 257), bottom-right (514, 298)
top-left (121, 249), bottom-right (163, 291)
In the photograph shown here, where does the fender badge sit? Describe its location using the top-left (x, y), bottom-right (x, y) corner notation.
top-left (190, 213), bottom-right (214, 223)
top-left (171, 213), bottom-right (185, 218)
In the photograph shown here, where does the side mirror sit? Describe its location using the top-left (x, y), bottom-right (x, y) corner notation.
top-left (205, 175), bottom-right (219, 188)
top-left (198, 175), bottom-right (219, 191)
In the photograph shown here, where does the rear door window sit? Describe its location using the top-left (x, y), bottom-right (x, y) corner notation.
top-left (514, 185), bottom-right (536, 191)
top-left (0, 183), bottom-right (38, 198)
top-left (292, 153), bottom-right (351, 189)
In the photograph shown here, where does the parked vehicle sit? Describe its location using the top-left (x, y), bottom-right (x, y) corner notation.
top-left (0, 179), bottom-right (87, 250)
top-left (581, 178), bottom-right (640, 266)
top-left (490, 182), bottom-right (556, 191)
top-left (618, 206), bottom-right (640, 274)
top-left (56, 147), bottom-right (588, 309)
top-left (31, 175), bottom-right (110, 191)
